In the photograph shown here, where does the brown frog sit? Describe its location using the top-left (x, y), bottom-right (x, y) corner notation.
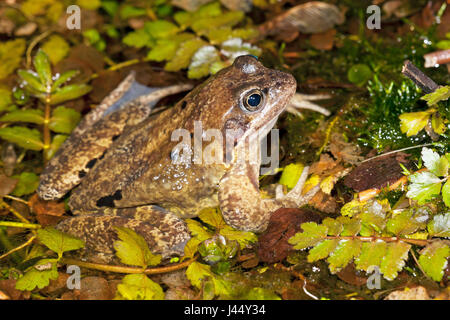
top-left (37, 55), bottom-right (319, 263)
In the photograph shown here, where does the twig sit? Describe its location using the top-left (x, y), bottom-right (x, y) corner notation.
top-left (26, 30), bottom-right (52, 68)
top-left (0, 199), bottom-right (32, 224)
top-left (0, 235), bottom-right (36, 260)
top-left (3, 195), bottom-right (30, 206)
top-left (60, 255), bottom-right (198, 275)
top-left (89, 57), bottom-right (152, 80)
top-left (402, 60), bottom-right (439, 93)
top-left (424, 49), bottom-right (450, 68)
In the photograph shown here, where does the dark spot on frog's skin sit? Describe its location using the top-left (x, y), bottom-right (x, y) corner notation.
top-left (96, 190), bottom-right (123, 207)
top-left (181, 101), bottom-right (187, 110)
top-left (262, 88), bottom-right (268, 94)
top-left (78, 170), bottom-right (87, 178)
top-left (85, 158), bottom-right (97, 169)
top-left (190, 132), bottom-right (194, 138)
top-left (112, 134), bottom-right (120, 141)
top-left (98, 151), bottom-right (106, 160)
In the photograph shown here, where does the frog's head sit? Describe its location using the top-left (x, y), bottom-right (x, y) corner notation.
top-left (182, 55), bottom-right (297, 147)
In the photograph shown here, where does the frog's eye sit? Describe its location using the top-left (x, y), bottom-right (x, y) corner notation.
top-left (242, 89), bottom-right (264, 112)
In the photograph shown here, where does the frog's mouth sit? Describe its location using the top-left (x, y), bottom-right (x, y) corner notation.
top-left (257, 116), bottom-right (279, 142)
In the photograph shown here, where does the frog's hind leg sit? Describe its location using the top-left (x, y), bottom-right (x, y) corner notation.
top-left (38, 74), bottom-right (192, 201)
top-left (56, 206), bottom-right (190, 264)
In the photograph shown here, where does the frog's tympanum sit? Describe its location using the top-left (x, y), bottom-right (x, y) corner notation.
top-left (38, 55), bottom-right (319, 264)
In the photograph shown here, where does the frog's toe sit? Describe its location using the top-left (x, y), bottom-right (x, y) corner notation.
top-left (56, 209), bottom-right (190, 264)
top-left (277, 166), bottom-right (320, 207)
top-left (287, 93), bottom-right (331, 117)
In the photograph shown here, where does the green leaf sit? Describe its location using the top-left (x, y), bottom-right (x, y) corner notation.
top-left (17, 70), bottom-right (45, 93)
top-left (347, 64), bottom-right (373, 85)
top-left (76, 0), bottom-right (101, 10)
top-left (52, 70), bottom-right (79, 91)
top-left (321, 218), bottom-right (343, 236)
top-left (431, 113), bottom-right (446, 135)
top-left (186, 218), bottom-right (213, 242)
top-left (380, 241), bottom-right (411, 280)
top-left (41, 35), bottom-right (70, 65)
top-left (113, 227), bottom-right (162, 268)
top-left (191, 11), bottom-right (244, 35)
top-left (45, 134), bottom-right (68, 160)
top-left (386, 210), bottom-right (423, 236)
top-left (49, 106), bottom-right (81, 134)
top-left (188, 45), bottom-right (220, 79)
top-left (49, 84), bottom-right (92, 105)
top-left (442, 180), bottom-right (450, 208)
top-left (0, 39), bottom-right (26, 79)
top-left (279, 163), bottom-right (304, 189)
top-left (327, 239), bottom-right (361, 273)
top-left (11, 172), bottom-right (39, 196)
top-left (144, 20), bottom-right (179, 39)
top-left (37, 227), bottom-right (84, 257)
top-left (421, 86), bottom-right (450, 106)
top-left (307, 239), bottom-right (339, 262)
top-left (244, 287), bottom-right (281, 300)
top-left (418, 241), bottom-right (450, 282)
top-left (337, 216), bottom-right (361, 236)
top-left (183, 237), bottom-right (202, 260)
top-left (120, 5), bottom-right (147, 20)
top-left (174, 2), bottom-right (222, 28)
top-left (0, 109), bottom-right (44, 125)
top-left (15, 259), bottom-right (58, 291)
top-left (123, 29), bottom-right (153, 48)
top-left (288, 222), bottom-right (328, 250)
top-left (406, 171), bottom-right (442, 204)
top-left (219, 226), bottom-right (257, 249)
top-left (421, 147), bottom-right (448, 176)
top-left (0, 87), bottom-right (13, 112)
top-left (436, 40), bottom-right (450, 50)
top-left (198, 207), bottom-right (226, 229)
top-left (33, 50), bottom-right (52, 88)
top-left (399, 111), bottom-right (431, 137)
top-left (147, 33), bottom-right (195, 62)
top-left (116, 274), bottom-right (164, 300)
top-left (0, 126), bottom-right (44, 150)
top-left (354, 241), bottom-right (387, 272)
top-left (185, 261), bottom-right (231, 297)
top-left (165, 38), bottom-right (207, 72)
top-left (427, 213), bottom-right (450, 237)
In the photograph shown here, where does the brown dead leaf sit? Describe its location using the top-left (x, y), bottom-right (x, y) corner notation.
top-left (309, 190), bottom-right (337, 213)
top-left (0, 279), bottom-right (30, 300)
top-left (258, 208), bottom-right (321, 263)
top-left (310, 153), bottom-right (338, 174)
top-left (71, 277), bottom-right (114, 300)
top-left (310, 29), bottom-right (337, 51)
top-left (41, 273), bottom-right (70, 295)
top-left (329, 132), bottom-right (363, 164)
top-left (29, 194), bottom-right (66, 226)
top-left (0, 174), bottom-right (18, 197)
top-left (336, 262), bottom-right (368, 286)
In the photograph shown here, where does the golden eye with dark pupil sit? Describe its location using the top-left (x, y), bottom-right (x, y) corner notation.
top-left (243, 91), bottom-right (263, 112)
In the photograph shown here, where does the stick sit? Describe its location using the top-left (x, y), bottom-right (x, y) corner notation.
top-left (401, 60), bottom-right (439, 93)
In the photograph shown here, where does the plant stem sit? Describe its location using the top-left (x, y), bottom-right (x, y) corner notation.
top-left (325, 235), bottom-right (431, 246)
top-left (0, 199), bottom-right (32, 224)
top-left (0, 235), bottom-right (36, 260)
top-left (43, 98), bottom-right (51, 163)
top-left (89, 57), bottom-right (152, 80)
top-left (60, 255), bottom-right (197, 275)
top-left (0, 221), bottom-right (41, 230)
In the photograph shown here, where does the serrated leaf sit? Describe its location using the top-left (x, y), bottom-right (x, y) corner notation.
top-left (340, 199), bottom-right (366, 218)
top-left (41, 35), bottom-right (70, 65)
top-left (327, 239), bottom-right (361, 273)
top-left (380, 241), bottom-right (411, 280)
top-left (188, 45), bottom-right (220, 79)
top-left (52, 70), bottom-right (79, 91)
top-left (431, 113), bottom-right (446, 135)
top-left (15, 258), bottom-right (58, 291)
top-left (427, 213), bottom-right (450, 237)
top-left (33, 50), bottom-right (52, 89)
top-left (37, 227), bottom-right (84, 257)
top-left (147, 33), bottom-right (195, 62)
top-left (0, 39), bottom-right (26, 79)
top-left (307, 239), bottom-right (339, 262)
top-left (337, 216), bottom-right (361, 236)
top-left (113, 227), bottom-right (162, 268)
top-left (219, 226), bottom-right (257, 249)
top-left (421, 86), bottom-right (450, 106)
top-left (186, 218), bottom-right (214, 241)
top-left (406, 171), bottom-right (442, 204)
top-left (165, 38), bottom-right (207, 72)
top-left (354, 241), bottom-right (387, 272)
top-left (288, 222), bottom-right (328, 250)
top-left (386, 210), bottom-right (422, 236)
top-left (0, 109), bottom-right (44, 125)
top-left (144, 20), bottom-right (179, 39)
top-left (322, 217), bottom-right (343, 236)
top-left (0, 126), bottom-right (44, 150)
top-left (421, 147), bottom-right (448, 176)
top-left (49, 84), bottom-right (92, 105)
top-left (45, 134), bottom-right (68, 160)
top-left (183, 237), bottom-right (202, 260)
top-left (418, 241), bottom-right (450, 281)
top-left (198, 207), bottom-right (227, 229)
top-left (399, 111), bottom-right (431, 137)
top-left (17, 70), bottom-right (45, 93)
top-left (192, 11), bottom-right (244, 36)
top-left (11, 172), bottom-right (39, 196)
top-left (116, 274), bottom-right (164, 300)
top-left (441, 180), bottom-right (450, 208)
top-left (279, 163), bottom-right (304, 189)
top-left (49, 106), bottom-right (81, 134)
top-left (186, 261), bottom-right (231, 297)
top-left (122, 29), bottom-right (153, 48)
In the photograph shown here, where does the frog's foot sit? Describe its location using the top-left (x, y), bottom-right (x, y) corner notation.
top-left (56, 206), bottom-right (190, 264)
top-left (286, 93), bottom-right (331, 117)
top-left (275, 166), bottom-right (320, 207)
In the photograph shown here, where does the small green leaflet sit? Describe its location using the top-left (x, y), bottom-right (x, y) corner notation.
top-left (185, 261), bottom-right (231, 297)
top-left (279, 163), bottom-right (304, 189)
top-left (355, 241), bottom-right (387, 272)
top-left (33, 50), bottom-right (52, 89)
top-left (0, 109), bottom-right (44, 125)
top-left (406, 171), bottom-right (442, 205)
top-left (327, 239), bottom-right (361, 273)
top-left (421, 147), bottom-right (448, 177)
top-left (419, 241), bottom-right (450, 281)
top-left (307, 239), bottom-right (338, 262)
top-left (288, 222), bottom-right (328, 250)
top-left (427, 213), bottom-right (450, 237)
top-left (49, 106), bottom-right (81, 134)
top-left (0, 126), bottom-right (44, 151)
top-left (421, 86), bottom-right (450, 106)
top-left (116, 274), bottom-right (164, 300)
top-left (380, 241), bottom-right (411, 281)
top-left (15, 258), bottom-right (59, 291)
top-left (113, 227), bottom-right (162, 268)
top-left (11, 172), bottom-right (39, 196)
top-left (37, 227), bottom-right (84, 258)
top-left (399, 111), bottom-right (431, 137)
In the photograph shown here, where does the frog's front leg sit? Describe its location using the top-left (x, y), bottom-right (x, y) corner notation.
top-left (219, 153), bottom-right (319, 233)
top-left (56, 206), bottom-right (190, 264)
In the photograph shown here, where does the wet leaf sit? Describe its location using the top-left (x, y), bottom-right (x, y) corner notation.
top-left (406, 171), bottom-right (442, 204)
top-left (113, 227), bottom-right (162, 268)
top-left (399, 111), bottom-right (431, 137)
top-left (0, 109), bottom-right (44, 125)
top-left (386, 210), bottom-right (423, 236)
top-left (11, 172), bottom-right (39, 196)
top-left (327, 239), bottom-right (361, 273)
top-left (41, 35), bottom-right (70, 65)
top-left (288, 222), bottom-right (328, 250)
top-left (49, 106), bottom-right (81, 134)
top-left (17, 70), bottom-right (45, 93)
top-left (33, 50), bottom-right (52, 89)
top-left (337, 216), bottom-right (361, 236)
top-left (421, 86), bottom-right (450, 106)
top-left (219, 226), bottom-right (257, 249)
top-left (427, 213), bottom-right (450, 237)
top-left (188, 45), bottom-right (220, 79)
top-left (15, 259), bottom-right (58, 291)
top-left (421, 147), bottom-right (448, 177)
top-left (116, 274), bottom-right (164, 300)
top-left (49, 84), bottom-right (92, 105)
top-left (322, 217), bottom-right (343, 236)
top-left (186, 261), bottom-right (231, 297)
top-left (186, 218), bottom-right (213, 242)
top-left (431, 113), bottom-right (446, 135)
top-left (418, 241), bottom-right (450, 282)
top-left (0, 126), bottom-right (44, 150)
top-left (380, 241), bottom-right (411, 281)
top-left (279, 163), bottom-right (304, 189)
top-left (52, 70), bottom-right (79, 91)
top-left (307, 239), bottom-right (339, 262)
top-left (354, 241), bottom-right (387, 272)
top-left (0, 39), bottom-right (26, 79)
top-left (147, 33), bottom-right (195, 62)
top-left (165, 38), bottom-right (207, 72)
top-left (37, 227), bottom-right (84, 257)
top-left (145, 20), bottom-right (179, 39)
